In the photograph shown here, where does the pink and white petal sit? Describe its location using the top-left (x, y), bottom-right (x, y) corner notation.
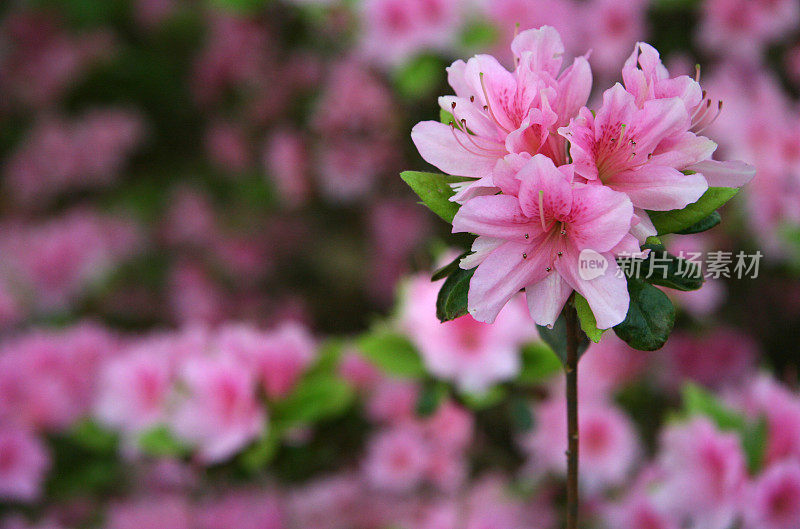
top-left (464, 54), bottom-right (517, 131)
top-left (525, 271), bottom-right (573, 328)
top-left (595, 84), bottom-right (637, 143)
top-left (611, 233), bottom-right (647, 258)
top-left (452, 194), bottom-right (544, 242)
top-left (567, 185), bottom-right (633, 253)
top-left (450, 175), bottom-right (498, 204)
top-left (630, 208), bottom-right (657, 242)
top-left (446, 59), bottom-right (472, 99)
top-left (492, 153), bottom-right (531, 196)
top-left (460, 236), bottom-right (504, 270)
top-left (439, 95), bottom-right (499, 140)
top-left (556, 250), bottom-right (630, 329)
top-left (555, 56), bottom-right (592, 126)
top-left (633, 98), bottom-right (691, 154)
top-left (687, 159), bottom-right (756, 187)
top-left (511, 26), bottom-right (565, 77)
top-left (517, 154), bottom-right (573, 219)
top-left (468, 241), bottom-right (550, 323)
top-left (606, 165), bottom-right (708, 211)
top-left (411, 121), bottom-right (499, 178)
top-left (650, 132), bottom-right (717, 169)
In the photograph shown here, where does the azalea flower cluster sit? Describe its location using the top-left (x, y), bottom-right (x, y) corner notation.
top-left (412, 26), bottom-right (754, 329)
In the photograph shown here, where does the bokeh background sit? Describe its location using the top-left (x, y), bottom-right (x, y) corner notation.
top-left (1, 0), bottom-right (800, 528)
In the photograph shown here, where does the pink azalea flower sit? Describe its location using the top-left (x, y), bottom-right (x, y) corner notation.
top-left (105, 496), bottom-right (192, 529)
top-left (523, 398), bottom-right (640, 493)
top-left (604, 493), bottom-right (680, 529)
top-left (218, 322), bottom-right (316, 399)
top-left (398, 273), bottom-right (536, 392)
top-left (452, 154), bottom-right (634, 328)
top-left (363, 424), bottom-right (430, 492)
top-left (744, 460), bottom-right (800, 529)
top-left (359, 0), bottom-right (463, 68)
top-left (196, 490), bottom-right (286, 529)
top-left (652, 418), bottom-right (746, 529)
top-left (94, 349), bottom-right (173, 434)
top-left (0, 424), bottom-right (50, 502)
top-left (170, 357), bottom-right (265, 463)
top-left (561, 83), bottom-right (711, 214)
top-left (582, 0), bottom-right (648, 77)
top-left (411, 26), bottom-right (592, 200)
top-left (621, 42), bottom-right (756, 189)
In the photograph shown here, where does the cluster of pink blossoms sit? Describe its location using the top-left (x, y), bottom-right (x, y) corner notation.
top-left (411, 26), bottom-right (754, 329)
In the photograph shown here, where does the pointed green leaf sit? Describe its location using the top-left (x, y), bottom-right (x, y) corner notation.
top-left (648, 187), bottom-right (737, 235)
top-left (573, 293), bottom-right (605, 343)
top-left (431, 251), bottom-right (469, 281)
top-left (613, 278), bottom-right (675, 351)
top-left (272, 373), bottom-right (355, 429)
top-left (416, 382), bottom-right (448, 417)
top-left (676, 211), bottom-right (721, 234)
top-left (400, 171), bottom-right (469, 223)
top-left (436, 266), bottom-right (475, 322)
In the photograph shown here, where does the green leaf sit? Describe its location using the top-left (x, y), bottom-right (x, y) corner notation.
top-left (536, 313), bottom-right (590, 366)
top-left (683, 383), bottom-right (746, 430)
top-left (400, 170), bottom-right (468, 223)
top-left (509, 397), bottom-right (534, 431)
top-left (416, 383), bottom-right (448, 417)
top-left (573, 293), bottom-right (605, 343)
top-left (648, 187), bottom-right (738, 235)
top-left (436, 266), bottom-right (475, 322)
top-left (272, 373), bottom-right (355, 429)
top-left (138, 426), bottom-right (190, 458)
top-left (460, 20), bottom-right (499, 49)
top-left (357, 330), bottom-right (426, 378)
top-left (676, 211), bottom-right (721, 234)
top-left (626, 244), bottom-right (704, 292)
top-left (67, 420), bottom-right (118, 454)
top-left (239, 431), bottom-right (280, 472)
top-left (207, 0), bottom-right (268, 13)
top-left (743, 416), bottom-right (768, 475)
top-left (460, 386), bottom-right (507, 409)
top-left (393, 54), bottom-right (443, 99)
top-left (431, 251), bottom-right (469, 281)
top-left (517, 341), bottom-right (562, 384)
top-left (613, 278), bottom-right (675, 351)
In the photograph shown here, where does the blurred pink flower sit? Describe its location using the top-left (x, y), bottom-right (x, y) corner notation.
top-left (366, 379), bottom-right (419, 423)
top-left (660, 329), bottom-right (757, 390)
top-left (196, 491), bottom-right (286, 529)
top-left (4, 110), bottom-right (144, 207)
top-left (218, 322), bottom-right (316, 399)
top-left (264, 129), bottom-right (311, 208)
top-left (364, 424), bottom-right (430, 492)
top-left (582, 0), bottom-right (648, 76)
top-left (652, 418), bottom-right (746, 529)
top-left (170, 357), bottom-right (265, 463)
top-left (94, 349), bottom-right (173, 434)
top-left (398, 273), bottom-right (535, 392)
top-left (0, 424), bottom-right (50, 502)
top-left (205, 121), bottom-right (251, 173)
top-left (523, 397), bottom-right (640, 493)
top-left (106, 496), bottom-right (192, 529)
top-left (603, 493), bottom-right (680, 529)
top-left (453, 154), bottom-right (634, 328)
top-left (698, 0), bottom-right (799, 59)
top-left (359, 0), bottom-right (463, 67)
top-left (0, 209), bottom-right (143, 313)
top-left (744, 460), bottom-right (800, 529)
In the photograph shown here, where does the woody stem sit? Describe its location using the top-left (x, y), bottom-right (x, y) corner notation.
top-left (564, 301), bottom-right (580, 529)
